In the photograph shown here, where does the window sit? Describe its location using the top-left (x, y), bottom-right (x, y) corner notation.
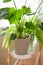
top-left (0, 0), bottom-right (39, 28)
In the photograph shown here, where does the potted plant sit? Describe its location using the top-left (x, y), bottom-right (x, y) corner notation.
top-left (0, 0), bottom-right (43, 55)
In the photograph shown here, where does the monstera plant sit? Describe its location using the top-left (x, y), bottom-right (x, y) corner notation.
top-left (0, 0), bottom-right (43, 55)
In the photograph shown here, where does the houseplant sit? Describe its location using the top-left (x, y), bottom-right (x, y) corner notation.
top-left (0, 0), bottom-right (43, 55)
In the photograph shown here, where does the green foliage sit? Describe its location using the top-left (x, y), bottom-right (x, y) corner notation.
top-left (39, 22), bottom-right (43, 30)
top-left (7, 6), bottom-right (31, 24)
top-left (6, 33), bottom-right (17, 48)
top-left (25, 21), bottom-right (35, 33)
top-left (3, 0), bottom-right (11, 3)
top-left (0, 0), bottom-right (43, 48)
top-left (0, 8), bottom-right (9, 20)
top-left (10, 33), bottom-right (17, 40)
top-left (26, 7), bottom-right (31, 14)
top-left (0, 6), bottom-right (31, 24)
top-left (35, 27), bottom-right (43, 47)
top-left (9, 9), bottom-right (23, 24)
top-left (34, 17), bottom-right (42, 26)
top-left (7, 7), bottom-right (15, 18)
top-left (2, 25), bottom-right (17, 48)
top-left (22, 6), bottom-right (27, 14)
top-left (16, 9), bottom-right (22, 19)
top-left (22, 6), bottom-right (31, 14)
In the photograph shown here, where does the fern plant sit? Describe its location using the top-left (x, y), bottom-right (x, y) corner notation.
top-left (0, 0), bottom-right (43, 48)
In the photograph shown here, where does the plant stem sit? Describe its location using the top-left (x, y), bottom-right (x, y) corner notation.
top-left (35, 0), bottom-right (42, 14)
top-left (25, 0), bottom-right (27, 6)
top-left (31, 0), bottom-right (43, 22)
top-left (38, 13), bottom-right (43, 17)
top-left (13, 0), bottom-right (17, 9)
top-left (20, 0), bottom-right (28, 22)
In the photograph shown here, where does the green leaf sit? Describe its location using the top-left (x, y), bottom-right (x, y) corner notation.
top-left (26, 7), bottom-right (31, 14)
top-left (8, 7), bottom-right (15, 18)
top-left (9, 9), bottom-right (22, 24)
top-left (3, 0), bottom-right (11, 3)
top-left (33, 18), bottom-right (41, 26)
top-left (39, 22), bottom-right (43, 30)
top-left (22, 6), bottom-right (31, 14)
top-left (2, 25), bottom-right (16, 48)
top-left (9, 15), bottom-right (19, 24)
top-left (0, 8), bottom-right (9, 20)
top-left (25, 21), bottom-right (35, 34)
top-left (36, 28), bottom-right (43, 47)
top-left (2, 32), bottom-right (10, 48)
top-left (15, 9), bottom-right (22, 19)
top-left (5, 38), bottom-right (12, 48)
top-left (5, 33), bottom-right (16, 48)
top-left (22, 6), bottom-right (27, 14)
top-left (10, 33), bottom-right (17, 40)
top-left (17, 26), bottom-right (24, 33)
top-left (25, 21), bottom-right (35, 30)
